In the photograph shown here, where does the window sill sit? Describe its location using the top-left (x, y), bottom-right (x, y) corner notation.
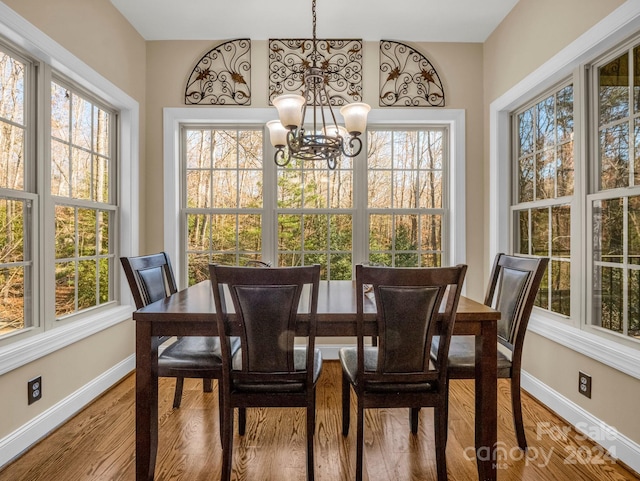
top-left (0, 305), bottom-right (134, 376)
top-left (528, 312), bottom-right (640, 380)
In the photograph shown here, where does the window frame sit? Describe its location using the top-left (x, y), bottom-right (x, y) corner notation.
top-left (490, 1), bottom-right (640, 379)
top-left (47, 75), bottom-right (119, 327)
top-left (585, 37), bottom-right (640, 345)
top-left (164, 107), bottom-right (466, 289)
top-left (510, 80), bottom-right (575, 321)
top-left (0, 40), bottom-right (39, 338)
top-left (366, 126), bottom-right (449, 269)
top-left (0, 3), bottom-right (139, 370)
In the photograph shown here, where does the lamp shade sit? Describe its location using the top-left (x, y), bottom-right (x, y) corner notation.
top-left (340, 102), bottom-right (371, 136)
top-left (322, 124), bottom-right (348, 138)
top-left (273, 94), bottom-right (305, 129)
top-left (266, 120), bottom-right (288, 147)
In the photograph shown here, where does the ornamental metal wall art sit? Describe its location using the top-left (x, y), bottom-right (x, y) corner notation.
top-left (379, 40), bottom-right (445, 107)
top-left (268, 39), bottom-right (363, 106)
top-left (185, 39), bottom-right (251, 105)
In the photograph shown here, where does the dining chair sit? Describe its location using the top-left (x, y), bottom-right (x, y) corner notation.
top-left (435, 253), bottom-right (548, 450)
top-left (121, 252), bottom-right (238, 411)
top-left (209, 263), bottom-right (322, 481)
top-left (340, 264), bottom-right (467, 481)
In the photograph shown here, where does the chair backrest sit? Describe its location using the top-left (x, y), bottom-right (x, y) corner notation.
top-left (356, 264), bottom-right (467, 387)
top-left (484, 254), bottom-right (549, 353)
top-left (209, 264), bottom-right (320, 387)
top-left (120, 252), bottom-right (178, 309)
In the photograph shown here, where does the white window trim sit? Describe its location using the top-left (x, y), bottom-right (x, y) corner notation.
top-left (0, 3), bottom-right (139, 373)
top-left (163, 107), bottom-right (466, 288)
top-left (490, 1), bottom-right (640, 379)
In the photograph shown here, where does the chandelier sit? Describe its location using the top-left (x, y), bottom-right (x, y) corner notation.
top-left (266, 0), bottom-right (371, 170)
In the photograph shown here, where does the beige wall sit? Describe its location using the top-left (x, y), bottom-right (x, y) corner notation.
top-left (483, 0), bottom-right (640, 446)
top-left (484, 0), bottom-right (625, 102)
top-left (0, 0), bottom-right (144, 440)
top-left (145, 40), bottom-right (487, 299)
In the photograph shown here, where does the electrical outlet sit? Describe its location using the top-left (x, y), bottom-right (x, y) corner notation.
top-left (28, 376), bottom-right (42, 405)
top-left (578, 371), bottom-right (591, 399)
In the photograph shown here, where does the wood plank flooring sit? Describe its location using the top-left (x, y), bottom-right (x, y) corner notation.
top-left (1, 361), bottom-right (638, 481)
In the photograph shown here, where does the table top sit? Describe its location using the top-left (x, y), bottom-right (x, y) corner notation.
top-left (133, 280), bottom-right (499, 336)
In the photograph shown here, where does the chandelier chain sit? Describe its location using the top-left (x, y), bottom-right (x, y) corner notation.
top-left (312, 0), bottom-right (317, 53)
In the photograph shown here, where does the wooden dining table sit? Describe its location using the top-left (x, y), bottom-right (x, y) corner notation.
top-left (133, 279), bottom-right (500, 481)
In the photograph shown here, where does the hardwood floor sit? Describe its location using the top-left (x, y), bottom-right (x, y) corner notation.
top-left (1, 361), bottom-right (638, 481)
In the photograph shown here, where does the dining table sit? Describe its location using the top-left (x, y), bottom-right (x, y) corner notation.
top-left (132, 279), bottom-right (500, 481)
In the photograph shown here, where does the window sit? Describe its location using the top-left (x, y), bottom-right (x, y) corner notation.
top-left (368, 128), bottom-right (446, 267)
top-left (51, 80), bottom-right (117, 319)
top-left (512, 84), bottom-right (574, 317)
top-left (179, 119), bottom-right (455, 282)
top-left (0, 31), bottom-right (125, 347)
top-left (0, 46), bottom-right (34, 337)
top-left (589, 44), bottom-right (640, 340)
top-left (183, 127), bottom-right (263, 284)
top-left (277, 146), bottom-right (354, 280)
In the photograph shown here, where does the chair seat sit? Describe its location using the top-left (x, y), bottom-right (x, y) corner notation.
top-left (231, 347), bottom-right (323, 392)
top-left (430, 335), bottom-right (513, 376)
top-left (159, 336), bottom-right (240, 372)
top-left (339, 346), bottom-right (436, 392)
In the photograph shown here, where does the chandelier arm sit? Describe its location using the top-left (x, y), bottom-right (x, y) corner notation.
top-left (341, 135), bottom-right (363, 158)
top-left (274, 146), bottom-right (291, 167)
top-left (286, 128), bottom-right (301, 153)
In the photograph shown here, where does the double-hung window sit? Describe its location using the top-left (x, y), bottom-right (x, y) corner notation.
top-left (51, 79), bottom-right (117, 321)
top-left (0, 45), bottom-right (35, 338)
top-left (512, 83), bottom-right (574, 318)
top-left (183, 126), bottom-right (263, 284)
top-left (368, 128), bottom-right (446, 267)
top-left (588, 43), bottom-right (640, 341)
top-left (277, 145), bottom-right (354, 280)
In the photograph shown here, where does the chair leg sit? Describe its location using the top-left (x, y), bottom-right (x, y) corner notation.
top-left (238, 407), bottom-right (247, 436)
top-left (218, 386), bottom-right (224, 446)
top-left (221, 403), bottom-right (234, 481)
top-left (203, 378), bottom-right (213, 392)
top-left (173, 377), bottom-right (184, 409)
top-left (511, 375), bottom-right (528, 450)
top-left (443, 389), bottom-right (449, 447)
top-left (410, 408), bottom-right (420, 434)
top-left (355, 398), bottom-right (364, 481)
top-left (307, 402), bottom-right (316, 481)
top-left (434, 406), bottom-right (448, 481)
top-left (342, 372), bottom-right (350, 436)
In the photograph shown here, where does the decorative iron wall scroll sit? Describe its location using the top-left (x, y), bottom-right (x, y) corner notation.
top-left (185, 39), bottom-right (251, 105)
top-left (268, 39), bottom-right (363, 105)
top-left (379, 40), bottom-right (445, 107)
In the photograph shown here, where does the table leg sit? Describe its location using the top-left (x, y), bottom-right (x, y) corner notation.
top-left (475, 321), bottom-right (497, 481)
top-left (136, 321), bottom-right (158, 481)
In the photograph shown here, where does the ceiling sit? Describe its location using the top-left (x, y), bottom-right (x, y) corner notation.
top-left (109, 0), bottom-right (520, 43)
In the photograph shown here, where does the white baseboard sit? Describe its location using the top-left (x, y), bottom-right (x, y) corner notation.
top-left (0, 355), bottom-right (135, 469)
top-left (521, 370), bottom-right (640, 475)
